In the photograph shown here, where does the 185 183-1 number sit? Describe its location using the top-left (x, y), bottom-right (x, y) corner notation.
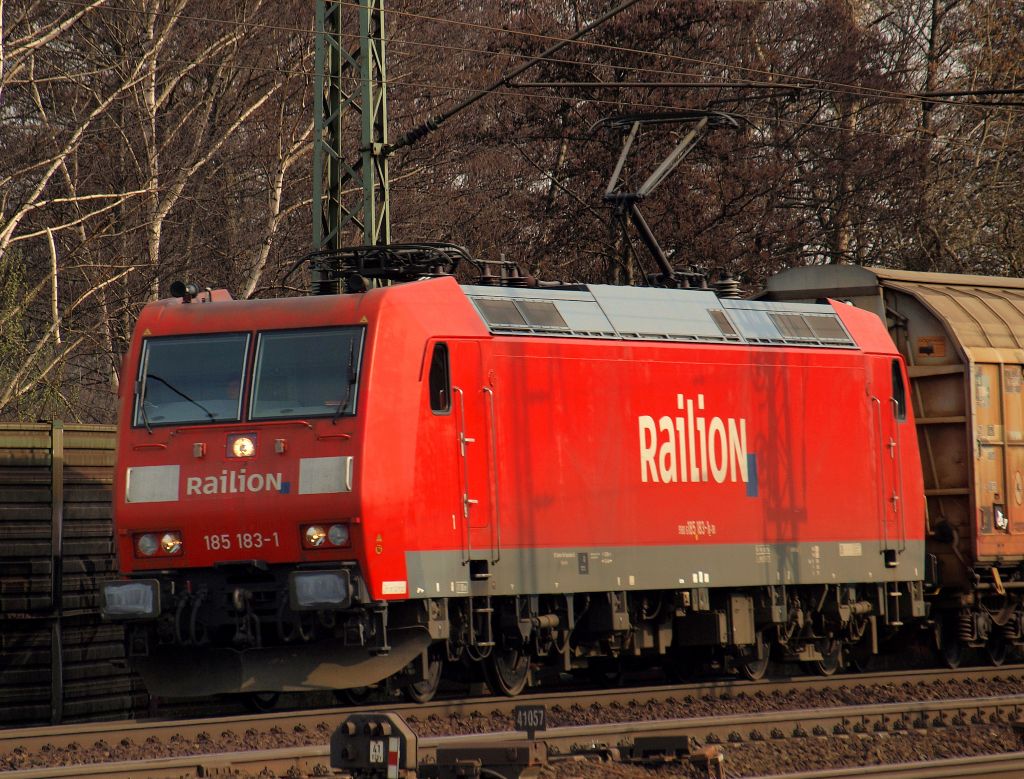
top-left (203, 532), bottom-right (280, 551)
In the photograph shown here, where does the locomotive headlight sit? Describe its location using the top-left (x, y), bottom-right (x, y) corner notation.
top-left (289, 570), bottom-right (351, 610)
top-left (136, 533), bottom-right (159, 556)
top-left (328, 523), bottom-right (350, 546)
top-left (160, 531), bottom-right (183, 555)
top-left (304, 525), bottom-right (327, 548)
top-left (101, 579), bottom-right (160, 619)
top-left (228, 433), bottom-right (257, 458)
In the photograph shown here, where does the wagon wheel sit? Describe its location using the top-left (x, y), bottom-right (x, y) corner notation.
top-left (738, 630), bottom-right (771, 681)
top-left (939, 637), bottom-right (964, 669)
top-left (934, 614), bottom-right (963, 669)
top-left (801, 638), bottom-right (841, 676)
top-left (985, 633), bottom-right (1009, 667)
top-left (242, 691), bottom-right (280, 712)
top-left (404, 646), bottom-right (444, 703)
top-left (484, 642), bottom-right (530, 697)
top-left (334, 686), bottom-right (374, 706)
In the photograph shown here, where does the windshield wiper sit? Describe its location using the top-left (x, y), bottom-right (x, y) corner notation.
top-left (137, 350), bottom-right (153, 434)
top-left (147, 374), bottom-right (216, 422)
top-left (137, 380), bottom-right (153, 434)
top-left (332, 339), bottom-right (358, 425)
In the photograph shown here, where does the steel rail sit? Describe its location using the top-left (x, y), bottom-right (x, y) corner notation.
top-left (2, 665), bottom-right (1023, 757)
top-left (6, 698), bottom-right (1024, 779)
top-left (758, 752), bottom-right (1024, 778)
top-left (0, 744), bottom-right (330, 779)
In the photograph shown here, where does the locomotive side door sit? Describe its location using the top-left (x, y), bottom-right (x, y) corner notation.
top-left (447, 340), bottom-right (498, 574)
top-left (875, 358), bottom-right (908, 566)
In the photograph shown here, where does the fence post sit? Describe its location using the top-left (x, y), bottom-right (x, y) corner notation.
top-left (50, 420), bottom-right (64, 725)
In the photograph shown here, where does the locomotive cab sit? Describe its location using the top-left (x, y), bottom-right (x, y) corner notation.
top-left (100, 285), bottom-right (440, 696)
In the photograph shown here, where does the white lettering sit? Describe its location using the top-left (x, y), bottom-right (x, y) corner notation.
top-left (687, 398), bottom-right (699, 482)
top-left (187, 470), bottom-right (284, 497)
top-left (637, 393), bottom-right (751, 486)
top-left (696, 394), bottom-right (708, 482)
top-left (675, 417), bottom-right (688, 483)
top-left (638, 416), bottom-right (658, 482)
top-left (729, 418), bottom-right (748, 482)
top-left (709, 417), bottom-right (727, 483)
top-left (658, 416), bottom-right (677, 482)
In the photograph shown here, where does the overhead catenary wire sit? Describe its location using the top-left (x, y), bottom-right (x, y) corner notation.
top-left (11, 60), bottom-right (1012, 160)
top-left (339, 0), bottom-right (1024, 115)
top-left (8, 45), bottom-right (1015, 160)
top-left (45, 0), bottom-right (1024, 119)
top-left (22, 0), bottom-right (1017, 164)
top-left (384, 0), bottom-right (644, 154)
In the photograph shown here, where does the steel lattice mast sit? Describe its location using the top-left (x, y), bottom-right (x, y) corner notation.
top-left (312, 0), bottom-right (390, 255)
top-left (311, 0), bottom-right (639, 268)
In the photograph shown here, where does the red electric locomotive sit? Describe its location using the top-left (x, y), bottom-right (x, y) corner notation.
top-left (101, 250), bottom-right (926, 700)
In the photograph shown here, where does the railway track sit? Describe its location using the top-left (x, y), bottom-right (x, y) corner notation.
top-left (5, 697), bottom-right (1024, 778)
top-left (8, 748), bottom-right (1024, 779)
top-left (2, 664), bottom-right (1022, 754)
top-left (4, 665), bottom-right (1024, 777)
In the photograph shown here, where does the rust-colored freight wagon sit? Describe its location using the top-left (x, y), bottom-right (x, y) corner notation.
top-left (764, 266), bottom-right (1024, 662)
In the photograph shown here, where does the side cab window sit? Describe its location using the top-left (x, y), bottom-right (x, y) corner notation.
top-left (891, 358), bottom-right (907, 421)
top-left (429, 343), bottom-right (450, 414)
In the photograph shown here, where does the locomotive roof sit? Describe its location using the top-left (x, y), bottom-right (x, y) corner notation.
top-left (138, 278), bottom-right (864, 351)
top-left (462, 283), bottom-right (857, 349)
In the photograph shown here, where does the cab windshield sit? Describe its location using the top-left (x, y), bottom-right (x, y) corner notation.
top-left (134, 334), bottom-right (249, 427)
top-left (133, 327), bottom-right (364, 428)
top-left (250, 327), bottom-right (363, 420)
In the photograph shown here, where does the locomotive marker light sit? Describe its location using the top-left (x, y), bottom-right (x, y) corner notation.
top-left (289, 569), bottom-right (351, 610)
top-left (305, 525), bottom-right (327, 547)
top-left (302, 523), bottom-right (352, 548)
top-left (328, 523), bottom-right (350, 546)
top-left (100, 579), bottom-right (160, 619)
top-left (161, 531), bottom-right (183, 555)
top-left (134, 531), bottom-right (183, 557)
top-left (136, 533), bottom-right (159, 556)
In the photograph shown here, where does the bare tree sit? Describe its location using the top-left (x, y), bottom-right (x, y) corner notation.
top-left (0, 0), bottom-right (314, 421)
top-left (2, 0), bottom-right (1020, 422)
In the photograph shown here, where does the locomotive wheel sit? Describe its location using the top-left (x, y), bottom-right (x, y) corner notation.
top-left (484, 644), bottom-right (530, 696)
top-left (847, 634), bottom-right (875, 673)
top-left (404, 647), bottom-right (444, 703)
top-left (738, 631), bottom-right (771, 681)
top-left (801, 639), bottom-right (841, 676)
